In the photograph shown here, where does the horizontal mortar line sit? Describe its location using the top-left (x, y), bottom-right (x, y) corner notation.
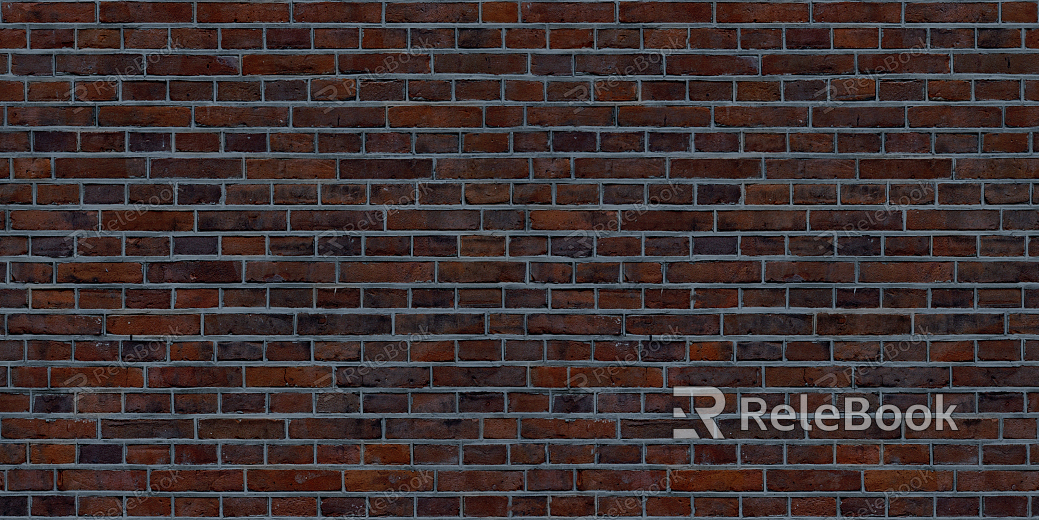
top-left (8, 101), bottom-right (1039, 106)
top-left (55, 234), bottom-right (1020, 238)
top-left (4, 305), bottom-right (1036, 310)
top-left (7, 146), bottom-right (1037, 152)
top-left (8, 48), bottom-right (1037, 53)
top-left (7, 98), bottom-right (1039, 104)
top-left (6, 410), bottom-right (1022, 418)
top-left (7, 285), bottom-right (1039, 290)
top-left (4, 336), bottom-right (1034, 343)
top-left (6, 204), bottom-right (1035, 208)
top-left (7, 359), bottom-right (1036, 365)
top-left (1, 207), bottom-right (1032, 212)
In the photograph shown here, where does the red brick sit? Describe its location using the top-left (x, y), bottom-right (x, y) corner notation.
top-left (3, 2), bottom-right (95, 22)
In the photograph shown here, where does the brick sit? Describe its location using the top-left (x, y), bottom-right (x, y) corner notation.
top-left (9, 314), bottom-right (103, 335)
top-left (199, 419), bottom-right (284, 439)
top-left (768, 470), bottom-right (860, 491)
top-left (521, 2), bottom-right (614, 23)
top-left (100, 2), bottom-right (192, 22)
top-left (860, 159), bottom-right (952, 179)
top-left (196, 106), bottom-right (287, 127)
top-left (435, 53), bottom-right (526, 74)
top-left (55, 158), bottom-right (145, 179)
top-left (196, 2), bottom-right (289, 22)
top-left (672, 470), bottom-right (763, 491)
top-left (388, 106), bottom-right (482, 127)
top-left (619, 2), bottom-right (710, 23)
top-left (763, 54), bottom-right (855, 75)
top-left (247, 470), bottom-right (340, 491)
top-left (148, 55), bottom-right (240, 75)
top-left (905, 2), bottom-right (998, 23)
top-left (667, 55), bottom-right (758, 76)
top-left (2, 418), bottom-right (95, 438)
top-left (242, 55), bottom-right (335, 75)
top-left (814, 2), bottom-right (902, 23)
top-left (3, 2), bottom-right (95, 22)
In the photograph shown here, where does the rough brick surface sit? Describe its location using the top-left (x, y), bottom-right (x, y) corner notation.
top-left (2, 1), bottom-right (1039, 518)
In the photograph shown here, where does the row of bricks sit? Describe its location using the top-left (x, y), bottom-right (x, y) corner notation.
top-left (0, 415), bottom-right (1029, 439)
top-left (5, 360), bottom-right (1039, 385)
top-left (7, 208), bottom-right (1039, 232)
top-left (4, 284), bottom-right (1039, 309)
top-left (0, 493), bottom-right (1032, 519)
top-left (7, 467), bottom-right (1039, 493)
top-left (0, 176), bottom-right (1026, 198)
top-left (11, 235), bottom-right (1039, 260)
top-left (6, 52), bottom-right (1039, 76)
top-left (0, 183), bottom-right (1030, 206)
top-left (9, 27), bottom-right (1039, 51)
top-left (12, 105), bottom-right (1039, 129)
top-left (2, 2), bottom-right (1036, 25)
top-left (2, 337), bottom-right (1035, 362)
top-left (11, 130), bottom-right (1039, 155)
top-left (5, 394), bottom-right (1035, 417)
top-left (4, 388), bottom-right (1039, 413)
top-left (11, 78), bottom-right (1039, 104)
top-left (0, 181), bottom-right (1029, 206)
top-left (0, 402), bottom-right (1032, 430)
top-left (4, 286), bottom-right (1039, 311)
top-left (0, 494), bottom-right (1033, 520)
top-left (6, 259), bottom-right (1039, 284)
top-left (2, 441), bottom-right (1036, 467)
top-left (0, 403), bottom-right (1032, 429)
top-left (6, 156), bottom-right (1039, 180)
top-left (3, 311), bottom-right (1039, 336)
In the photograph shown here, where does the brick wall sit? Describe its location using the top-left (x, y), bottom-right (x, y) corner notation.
top-left (2, 1), bottom-right (1039, 518)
